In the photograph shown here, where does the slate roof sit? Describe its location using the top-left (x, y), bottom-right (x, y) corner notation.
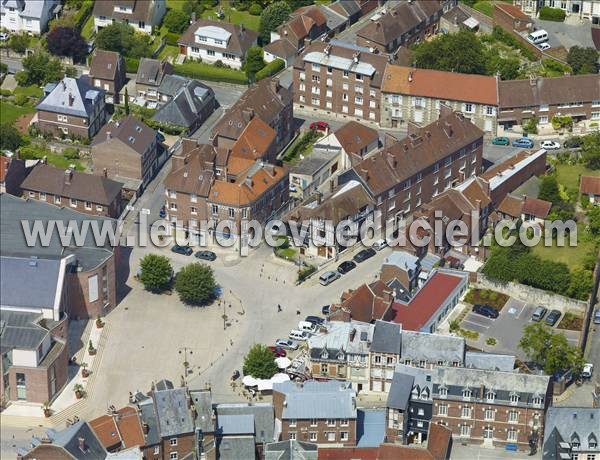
top-left (153, 78), bottom-right (215, 129)
top-left (543, 407), bottom-right (600, 457)
top-left (153, 388), bottom-right (194, 438)
top-left (136, 58), bottom-right (173, 86)
top-left (581, 175), bottom-right (600, 196)
top-left (465, 351), bottom-right (515, 372)
top-left (0, 194), bottom-right (115, 271)
top-left (1, 0), bottom-right (56, 19)
top-left (370, 320), bottom-right (402, 354)
top-left (383, 251), bottom-right (419, 273)
top-left (356, 409), bottom-right (385, 448)
top-left (215, 403), bottom-right (275, 444)
top-left (36, 76), bottom-right (104, 118)
top-left (93, 115), bottom-right (156, 156)
top-left (21, 163), bottom-right (123, 206)
top-left (217, 437), bottom-right (256, 460)
top-left (93, 0), bottom-right (163, 23)
top-left (273, 380), bottom-right (356, 420)
top-left (386, 372), bottom-right (414, 410)
top-left (138, 398), bottom-right (161, 446)
top-left (179, 19), bottom-right (258, 57)
top-left (265, 440), bottom-right (318, 460)
top-left (400, 331), bottom-right (465, 365)
top-left (217, 414), bottom-right (254, 435)
top-left (0, 310), bottom-right (49, 353)
top-left (190, 389), bottom-right (214, 433)
top-left (39, 421), bottom-right (106, 459)
top-left (89, 49), bottom-right (123, 81)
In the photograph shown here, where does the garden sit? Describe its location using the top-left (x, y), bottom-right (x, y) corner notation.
top-left (463, 288), bottom-right (509, 311)
top-left (282, 129), bottom-right (324, 165)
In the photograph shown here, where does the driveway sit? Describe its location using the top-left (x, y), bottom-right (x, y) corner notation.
top-left (535, 18), bottom-right (594, 49)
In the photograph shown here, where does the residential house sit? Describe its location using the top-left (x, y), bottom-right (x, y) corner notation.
top-left (497, 194), bottom-right (526, 221)
top-left (153, 75), bottom-right (217, 134)
top-left (0, 310), bottom-right (68, 404)
top-left (229, 116), bottom-right (278, 164)
top-left (0, 0), bottom-right (58, 35)
top-left (329, 280), bottom-right (395, 323)
top-left (431, 366), bottom-right (551, 452)
top-left (178, 19), bottom-right (258, 70)
top-left (211, 78), bottom-right (293, 153)
top-left (89, 49), bottom-right (127, 104)
top-left (92, 116), bottom-right (160, 193)
top-left (265, 440), bottom-right (318, 460)
top-left (20, 162), bottom-right (123, 218)
top-left (580, 175), bottom-right (600, 205)
top-left (497, 75), bottom-right (600, 131)
top-left (1, 193), bottom-right (119, 320)
top-left (368, 320), bottom-right (403, 392)
top-left (355, 1), bottom-right (455, 54)
top-left (264, 38), bottom-right (300, 68)
top-left (272, 380), bottom-right (358, 446)
top-left (36, 77), bottom-right (107, 140)
top-left (380, 251), bottom-right (422, 294)
top-left (283, 180), bottom-right (375, 260)
top-left (521, 196), bottom-right (552, 224)
top-left (514, 0), bottom-right (600, 22)
top-left (0, 155), bottom-right (33, 195)
top-left (89, 407), bottom-right (146, 453)
top-left (270, 6), bottom-right (328, 54)
top-left (17, 421), bottom-right (107, 459)
top-left (493, 3), bottom-right (534, 33)
top-left (440, 5), bottom-right (480, 34)
top-left (93, 0), bottom-right (166, 34)
top-left (381, 66), bottom-right (499, 134)
top-left (339, 110), bottom-right (484, 232)
top-left (135, 58), bottom-right (173, 102)
top-left (542, 407), bottom-right (600, 460)
top-left (294, 41), bottom-right (389, 124)
top-left (328, 1), bottom-right (362, 25)
top-left (189, 389), bottom-right (216, 458)
top-left (480, 149), bottom-right (547, 206)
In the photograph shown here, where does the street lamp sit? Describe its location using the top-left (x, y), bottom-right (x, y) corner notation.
top-left (178, 347), bottom-right (193, 384)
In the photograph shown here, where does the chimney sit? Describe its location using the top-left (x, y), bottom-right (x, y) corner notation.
top-left (244, 177), bottom-right (253, 188)
top-left (78, 438), bottom-right (86, 452)
top-left (65, 168), bottom-right (73, 185)
top-left (375, 21), bottom-right (381, 29)
top-left (68, 93), bottom-right (74, 107)
top-left (102, 168), bottom-right (107, 178)
top-left (106, 131), bottom-right (112, 142)
top-left (143, 422), bottom-right (150, 434)
top-left (529, 75), bottom-right (538, 86)
top-left (408, 71), bottom-right (413, 82)
top-left (191, 12), bottom-right (196, 22)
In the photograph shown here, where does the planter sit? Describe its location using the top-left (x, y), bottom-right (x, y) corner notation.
top-left (88, 348), bottom-right (96, 356)
top-left (75, 390), bottom-right (83, 399)
top-left (82, 369), bottom-right (90, 378)
top-left (96, 320), bottom-right (104, 329)
top-left (43, 408), bottom-right (51, 418)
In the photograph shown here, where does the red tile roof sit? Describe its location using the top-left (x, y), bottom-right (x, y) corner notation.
top-left (392, 272), bottom-right (464, 331)
top-left (581, 175), bottom-right (600, 195)
top-left (333, 281), bottom-right (394, 323)
top-left (522, 196), bottom-right (552, 219)
top-left (318, 447), bottom-right (379, 460)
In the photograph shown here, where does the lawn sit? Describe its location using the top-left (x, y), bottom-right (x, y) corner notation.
top-left (201, 5), bottom-right (261, 32)
top-left (19, 144), bottom-right (84, 171)
top-left (158, 44), bottom-right (180, 61)
top-left (472, 0), bottom-right (512, 17)
top-left (531, 222), bottom-right (597, 271)
top-left (13, 84), bottom-right (43, 99)
top-left (282, 130), bottom-right (323, 165)
top-left (166, 0), bottom-right (186, 11)
top-left (555, 163), bottom-right (597, 197)
top-left (81, 14), bottom-right (95, 40)
top-left (0, 101), bottom-right (35, 125)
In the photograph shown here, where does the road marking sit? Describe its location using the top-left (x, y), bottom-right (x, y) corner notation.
top-left (462, 319), bottom-right (490, 330)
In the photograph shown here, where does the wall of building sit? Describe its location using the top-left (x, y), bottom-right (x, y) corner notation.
top-left (22, 190), bottom-right (120, 218)
top-left (67, 255), bottom-right (117, 320)
top-left (160, 433), bottom-right (196, 460)
top-left (92, 140), bottom-right (144, 183)
top-left (280, 418), bottom-right (357, 446)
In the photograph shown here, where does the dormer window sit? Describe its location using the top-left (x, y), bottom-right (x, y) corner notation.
top-left (321, 350), bottom-right (328, 359)
top-left (532, 396), bottom-right (543, 406)
top-left (462, 389), bottom-right (472, 399)
top-left (509, 393), bottom-right (519, 404)
top-left (486, 391), bottom-right (495, 403)
top-left (439, 386), bottom-right (447, 397)
top-left (588, 434), bottom-right (597, 449)
top-left (571, 434), bottom-right (580, 449)
top-left (420, 388), bottom-right (429, 400)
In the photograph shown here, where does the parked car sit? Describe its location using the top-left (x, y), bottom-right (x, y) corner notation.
top-left (268, 346), bottom-right (287, 357)
top-left (289, 329), bottom-right (310, 341)
top-left (195, 250), bottom-right (217, 261)
top-left (594, 308), bottom-right (600, 325)
top-left (563, 136), bottom-right (583, 149)
top-left (319, 271), bottom-right (340, 286)
top-left (492, 136), bottom-right (510, 146)
top-left (512, 137), bottom-right (534, 148)
top-left (0, 32), bottom-right (9, 41)
top-left (373, 239), bottom-right (387, 250)
top-left (156, 131), bottom-right (166, 142)
top-left (305, 315), bottom-right (325, 326)
top-left (532, 306), bottom-right (547, 322)
top-left (582, 363), bottom-right (594, 379)
top-left (537, 42), bottom-right (551, 51)
top-left (545, 309), bottom-right (561, 326)
top-left (321, 305), bottom-right (330, 315)
top-left (275, 338), bottom-right (299, 350)
top-left (540, 140), bottom-right (561, 150)
top-left (310, 121), bottom-right (329, 132)
top-left (337, 260), bottom-right (356, 274)
top-left (289, 184), bottom-right (297, 193)
top-left (159, 205), bottom-right (166, 218)
top-left (472, 304), bottom-right (499, 319)
top-left (353, 248), bottom-right (376, 263)
top-left (298, 321), bottom-right (318, 334)
top-left (171, 244), bottom-right (193, 256)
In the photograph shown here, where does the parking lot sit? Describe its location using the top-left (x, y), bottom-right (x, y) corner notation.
top-left (461, 298), bottom-right (581, 359)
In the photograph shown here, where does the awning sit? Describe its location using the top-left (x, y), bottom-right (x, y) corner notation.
top-left (463, 17), bottom-right (479, 29)
top-left (275, 357), bottom-right (292, 369)
top-left (242, 376), bottom-right (258, 387)
top-left (271, 373), bottom-right (291, 383)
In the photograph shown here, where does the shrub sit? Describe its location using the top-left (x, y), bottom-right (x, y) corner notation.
top-left (0, 89), bottom-right (12, 96)
top-left (174, 263), bottom-right (217, 306)
top-left (213, 60), bottom-right (225, 68)
top-left (449, 320), bottom-right (460, 333)
top-left (125, 57), bottom-right (140, 73)
top-left (492, 26), bottom-right (536, 61)
top-left (165, 32), bottom-right (180, 47)
top-left (163, 9), bottom-right (191, 34)
top-left (486, 337), bottom-right (497, 346)
top-left (249, 3), bottom-right (262, 15)
top-left (539, 6), bottom-right (566, 21)
top-left (255, 58), bottom-right (285, 80)
top-left (14, 94), bottom-right (28, 106)
top-left (297, 265), bottom-right (317, 283)
top-left (73, 0), bottom-right (94, 29)
top-left (63, 147), bottom-right (80, 160)
top-left (174, 61), bottom-right (248, 85)
top-left (140, 254), bottom-right (173, 293)
top-left (523, 117), bottom-right (538, 135)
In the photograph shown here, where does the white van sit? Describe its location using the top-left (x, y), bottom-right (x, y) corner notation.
top-left (298, 321), bottom-right (317, 334)
top-left (319, 271), bottom-right (340, 286)
top-left (526, 30), bottom-right (548, 45)
top-left (289, 330), bottom-right (310, 341)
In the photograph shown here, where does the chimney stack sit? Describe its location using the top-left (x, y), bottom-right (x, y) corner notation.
top-left (68, 93), bottom-right (74, 107)
top-left (78, 438), bottom-right (86, 452)
top-left (65, 168), bottom-right (73, 185)
top-left (106, 131), bottom-right (112, 142)
top-left (103, 168), bottom-right (107, 178)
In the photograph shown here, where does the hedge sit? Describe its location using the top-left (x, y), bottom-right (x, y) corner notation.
top-left (125, 57), bottom-right (140, 73)
top-left (145, 118), bottom-right (186, 135)
top-left (165, 32), bottom-right (180, 47)
top-left (539, 6), bottom-right (566, 22)
top-left (255, 58), bottom-right (285, 81)
top-left (174, 61), bottom-right (248, 85)
top-left (74, 0), bottom-right (94, 30)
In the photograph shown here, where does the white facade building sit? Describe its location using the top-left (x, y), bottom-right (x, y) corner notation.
top-left (0, 0), bottom-right (58, 35)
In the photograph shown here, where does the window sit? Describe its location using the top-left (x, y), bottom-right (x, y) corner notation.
top-left (327, 432), bottom-right (336, 442)
top-left (340, 432), bottom-right (349, 441)
top-left (439, 387), bottom-right (447, 397)
top-left (484, 408), bottom-right (495, 420)
top-left (508, 410), bottom-right (519, 423)
top-left (438, 404), bottom-right (448, 416)
top-left (311, 97), bottom-right (320, 106)
top-left (190, 193), bottom-right (197, 203)
top-left (355, 96), bottom-right (363, 104)
top-left (327, 66), bottom-right (332, 74)
top-left (228, 208), bottom-right (234, 218)
top-left (170, 202), bottom-right (177, 211)
top-left (343, 70), bottom-right (349, 78)
top-left (369, 111), bottom-right (375, 120)
top-left (289, 432), bottom-right (296, 440)
top-left (461, 406), bottom-right (471, 418)
top-left (505, 428), bottom-right (518, 442)
top-left (340, 419), bottom-right (349, 426)
top-left (417, 408), bottom-right (424, 416)
top-left (486, 391), bottom-right (495, 402)
top-left (484, 426), bottom-right (494, 439)
top-left (326, 78), bottom-right (332, 86)
top-left (212, 204), bottom-right (218, 215)
top-left (39, 192), bottom-right (46, 201)
top-left (28, 191), bottom-right (35, 198)
top-left (327, 419), bottom-right (335, 427)
top-left (433, 163), bottom-right (440, 173)
top-left (354, 85), bottom-right (363, 94)
top-left (386, 356), bottom-right (394, 365)
top-left (326, 90), bottom-right (332, 98)
top-left (310, 418), bottom-right (317, 427)
top-left (96, 205), bottom-right (103, 212)
top-left (463, 103), bottom-right (474, 113)
top-left (355, 73), bottom-right (363, 81)
top-left (354, 108), bottom-right (363, 117)
top-left (312, 63), bottom-right (320, 72)
top-left (170, 453), bottom-right (177, 460)
top-left (532, 396), bottom-right (543, 406)
top-left (299, 83), bottom-right (305, 91)
top-left (170, 438), bottom-right (177, 446)
top-left (242, 208), bottom-right (248, 219)
top-left (58, 114), bottom-right (68, 122)
top-left (312, 75), bottom-right (320, 83)
top-left (70, 198), bottom-right (77, 207)
top-left (460, 425), bottom-right (471, 437)
top-left (309, 432), bottom-right (317, 441)
top-left (326, 101), bottom-right (332, 109)
top-left (154, 446), bottom-right (160, 455)
top-left (207, 49), bottom-right (215, 56)
top-left (370, 89), bottom-right (376, 98)
top-left (592, 100), bottom-right (600, 107)
top-left (486, 106), bottom-right (495, 115)
top-left (592, 112), bottom-right (600, 120)
top-left (462, 389), bottom-right (472, 399)
top-left (289, 419), bottom-right (297, 427)
top-left (299, 72), bottom-right (305, 81)
top-left (444, 156), bottom-right (452, 167)
top-left (414, 97), bottom-right (423, 108)
top-left (85, 201), bottom-right (92, 210)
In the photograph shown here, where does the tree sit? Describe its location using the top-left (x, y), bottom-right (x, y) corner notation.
top-left (259, 1), bottom-right (291, 44)
top-left (0, 124), bottom-right (24, 151)
top-left (243, 344), bottom-right (278, 379)
top-left (8, 33), bottom-right (30, 54)
top-left (581, 132), bottom-right (600, 170)
top-left (244, 46), bottom-right (266, 81)
top-left (47, 26), bottom-right (88, 62)
top-left (163, 9), bottom-right (191, 34)
top-left (95, 22), bottom-right (151, 58)
top-left (183, 0), bottom-right (205, 17)
top-left (140, 254), bottom-right (173, 293)
top-left (538, 175), bottom-right (561, 205)
top-left (589, 206), bottom-right (600, 236)
top-left (174, 263), bottom-right (216, 305)
top-left (18, 51), bottom-right (63, 86)
top-left (124, 87), bottom-right (130, 115)
top-left (567, 46), bottom-right (599, 75)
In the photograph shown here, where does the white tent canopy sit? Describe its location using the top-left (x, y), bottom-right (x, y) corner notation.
top-left (275, 357), bottom-right (292, 369)
top-left (242, 375), bottom-right (258, 387)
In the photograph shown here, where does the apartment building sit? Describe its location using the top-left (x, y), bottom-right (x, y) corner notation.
top-left (20, 162), bottom-right (123, 218)
top-left (36, 77), bottom-right (107, 140)
top-left (273, 380), bottom-right (358, 446)
top-left (498, 75), bottom-right (600, 131)
top-left (356, 0), bottom-right (454, 54)
top-left (89, 406), bottom-right (146, 452)
top-left (542, 407), bottom-right (600, 460)
top-left (93, 0), bottom-right (166, 34)
top-left (88, 49), bottom-right (126, 104)
top-left (381, 65), bottom-right (499, 134)
top-left (293, 42), bottom-right (389, 124)
top-left (178, 19), bottom-right (258, 70)
top-left (0, 0), bottom-right (58, 35)
top-left (339, 109), bottom-right (484, 231)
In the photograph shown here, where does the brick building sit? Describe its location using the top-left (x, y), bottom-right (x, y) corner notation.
top-left (36, 76), bottom-right (107, 140)
top-left (89, 406), bottom-right (146, 452)
top-left (135, 58), bottom-right (174, 102)
top-left (273, 380), bottom-right (358, 446)
top-left (20, 162), bottom-right (123, 218)
top-left (493, 2), bottom-right (534, 32)
top-left (293, 42), bottom-right (389, 124)
top-left (88, 49), bottom-right (126, 104)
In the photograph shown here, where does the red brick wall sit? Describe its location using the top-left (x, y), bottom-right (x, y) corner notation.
top-left (280, 419), bottom-right (357, 445)
top-left (489, 152), bottom-right (547, 206)
top-left (161, 433), bottom-right (196, 460)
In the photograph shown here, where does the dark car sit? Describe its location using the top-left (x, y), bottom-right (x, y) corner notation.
top-left (563, 136), bottom-right (583, 149)
top-left (353, 248), bottom-right (376, 263)
top-left (171, 245), bottom-right (193, 256)
top-left (305, 315), bottom-right (325, 326)
top-left (321, 305), bottom-right (330, 315)
top-left (268, 346), bottom-right (287, 357)
top-left (195, 250), bottom-right (217, 261)
top-left (545, 309), bottom-right (561, 326)
top-left (472, 304), bottom-right (499, 319)
top-left (156, 131), bottom-right (165, 142)
top-left (337, 260), bottom-right (356, 274)
top-left (159, 205), bottom-right (166, 218)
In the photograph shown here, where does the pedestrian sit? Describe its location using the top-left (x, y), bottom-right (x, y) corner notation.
top-left (296, 309), bottom-right (301, 315)
top-left (277, 304), bottom-right (282, 312)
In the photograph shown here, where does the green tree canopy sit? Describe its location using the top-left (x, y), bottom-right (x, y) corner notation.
top-left (182, 0), bottom-right (205, 16)
top-left (163, 9), bottom-right (191, 34)
top-left (8, 33), bottom-right (30, 54)
top-left (243, 344), bottom-right (278, 379)
top-left (174, 263), bottom-right (216, 305)
top-left (567, 46), bottom-right (599, 75)
top-left (0, 124), bottom-right (24, 151)
top-left (581, 132), bottom-right (600, 170)
top-left (16, 51), bottom-right (63, 86)
top-left (538, 175), bottom-right (561, 205)
top-left (139, 254), bottom-right (173, 293)
top-left (259, 1), bottom-right (291, 44)
top-left (244, 46), bottom-right (266, 81)
top-left (95, 22), bottom-right (151, 58)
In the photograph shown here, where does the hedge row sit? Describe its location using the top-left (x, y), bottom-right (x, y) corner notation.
top-left (74, 0), bottom-right (94, 30)
top-left (165, 32), bottom-right (180, 47)
top-left (125, 57), bottom-right (140, 73)
top-left (255, 58), bottom-right (285, 81)
top-left (174, 61), bottom-right (248, 85)
top-left (539, 6), bottom-right (566, 22)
